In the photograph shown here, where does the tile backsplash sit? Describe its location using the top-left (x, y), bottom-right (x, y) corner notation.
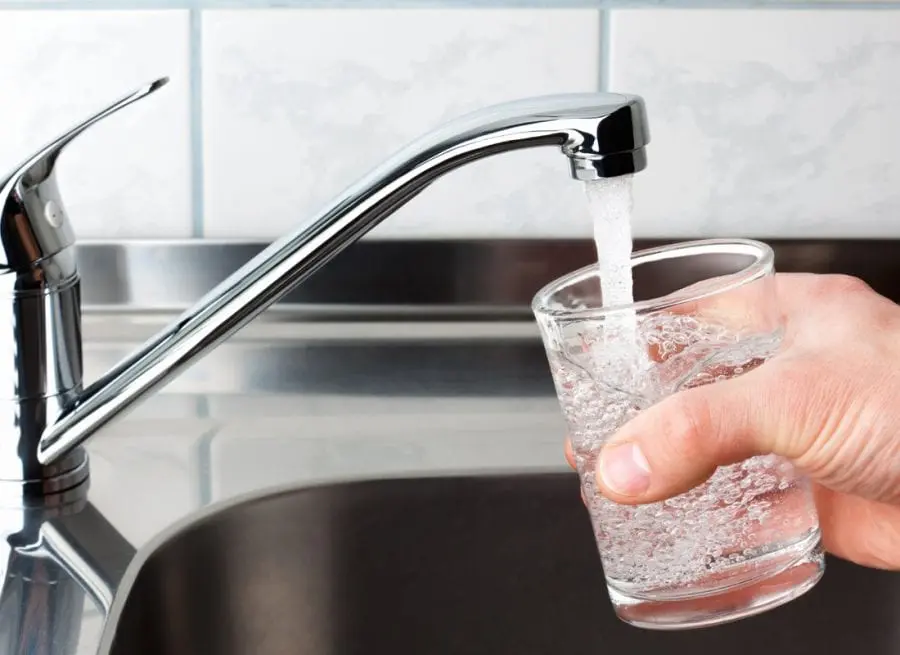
top-left (0, 10), bottom-right (192, 238)
top-left (1, 5), bottom-right (899, 240)
top-left (202, 9), bottom-right (599, 239)
top-left (611, 9), bottom-right (900, 239)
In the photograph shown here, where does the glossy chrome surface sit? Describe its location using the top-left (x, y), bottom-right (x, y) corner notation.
top-left (69, 239), bottom-right (900, 402)
top-left (0, 238), bottom-right (895, 655)
top-left (0, 78), bottom-right (169, 494)
top-left (0, 481), bottom-right (134, 655)
top-left (71, 239), bottom-right (900, 315)
top-left (0, 79), bottom-right (167, 272)
top-left (100, 475), bottom-right (900, 655)
top-left (23, 91), bottom-right (648, 472)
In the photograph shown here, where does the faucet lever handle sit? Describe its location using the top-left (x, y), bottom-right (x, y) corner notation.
top-left (0, 77), bottom-right (169, 273)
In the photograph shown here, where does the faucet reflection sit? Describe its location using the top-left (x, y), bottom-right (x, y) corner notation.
top-left (0, 485), bottom-right (134, 654)
top-left (0, 77), bottom-right (649, 497)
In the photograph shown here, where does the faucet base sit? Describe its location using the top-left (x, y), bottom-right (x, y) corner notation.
top-left (0, 450), bottom-right (89, 504)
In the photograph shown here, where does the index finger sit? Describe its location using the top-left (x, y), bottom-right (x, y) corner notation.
top-left (642, 273), bottom-right (822, 364)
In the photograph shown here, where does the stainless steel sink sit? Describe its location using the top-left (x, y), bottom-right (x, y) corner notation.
top-left (9, 238), bottom-right (895, 655)
top-left (101, 473), bottom-right (900, 655)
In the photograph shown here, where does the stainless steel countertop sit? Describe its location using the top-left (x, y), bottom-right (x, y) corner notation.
top-left (76, 315), bottom-right (568, 654)
top-left (14, 238), bottom-right (900, 654)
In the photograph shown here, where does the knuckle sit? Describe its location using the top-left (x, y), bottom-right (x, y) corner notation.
top-left (794, 274), bottom-right (894, 345)
top-left (798, 275), bottom-right (900, 350)
top-left (821, 274), bottom-right (872, 297)
top-left (767, 359), bottom-right (834, 459)
top-left (656, 393), bottom-right (713, 461)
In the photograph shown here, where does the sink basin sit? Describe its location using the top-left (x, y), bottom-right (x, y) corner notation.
top-left (102, 473), bottom-right (900, 654)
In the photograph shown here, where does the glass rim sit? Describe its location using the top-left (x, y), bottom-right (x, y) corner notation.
top-left (531, 238), bottom-right (775, 320)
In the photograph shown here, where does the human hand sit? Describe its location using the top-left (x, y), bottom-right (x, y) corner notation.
top-left (566, 273), bottom-right (900, 570)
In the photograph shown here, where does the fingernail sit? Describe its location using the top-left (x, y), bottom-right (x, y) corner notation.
top-left (599, 442), bottom-right (651, 496)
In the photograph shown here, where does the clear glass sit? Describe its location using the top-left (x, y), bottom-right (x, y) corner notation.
top-left (532, 238), bottom-right (824, 630)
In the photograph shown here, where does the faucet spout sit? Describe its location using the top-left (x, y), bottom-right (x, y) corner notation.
top-left (29, 90), bottom-right (649, 475)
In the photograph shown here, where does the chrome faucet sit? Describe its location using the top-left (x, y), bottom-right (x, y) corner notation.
top-left (0, 77), bottom-right (649, 498)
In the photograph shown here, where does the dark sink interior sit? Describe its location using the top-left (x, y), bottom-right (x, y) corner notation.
top-left (106, 473), bottom-right (900, 655)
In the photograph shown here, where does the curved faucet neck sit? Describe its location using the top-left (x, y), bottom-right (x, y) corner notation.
top-left (0, 84), bottom-right (650, 497)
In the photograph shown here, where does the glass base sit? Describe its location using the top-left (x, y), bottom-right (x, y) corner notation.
top-left (608, 535), bottom-right (825, 630)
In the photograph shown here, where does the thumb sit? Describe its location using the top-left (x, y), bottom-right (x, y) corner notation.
top-left (595, 366), bottom-right (793, 504)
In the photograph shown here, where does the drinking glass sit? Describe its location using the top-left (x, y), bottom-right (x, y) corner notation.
top-left (532, 238), bottom-right (824, 630)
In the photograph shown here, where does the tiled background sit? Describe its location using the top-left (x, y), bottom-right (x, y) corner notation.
top-left (2, 4), bottom-right (899, 240)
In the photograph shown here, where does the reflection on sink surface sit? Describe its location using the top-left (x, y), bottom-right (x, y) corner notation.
top-left (103, 473), bottom-right (900, 655)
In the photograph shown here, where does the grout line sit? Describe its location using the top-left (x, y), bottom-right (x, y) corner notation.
top-left (189, 8), bottom-right (205, 238)
top-left (598, 8), bottom-right (612, 91)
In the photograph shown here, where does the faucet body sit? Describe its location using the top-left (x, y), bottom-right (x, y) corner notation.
top-left (0, 78), bottom-right (649, 496)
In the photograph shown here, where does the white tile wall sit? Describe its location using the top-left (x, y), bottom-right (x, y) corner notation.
top-left (0, 10), bottom-right (191, 238)
top-left (609, 9), bottom-right (900, 238)
top-left (201, 8), bottom-right (601, 239)
top-left (3, 7), bottom-right (900, 240)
